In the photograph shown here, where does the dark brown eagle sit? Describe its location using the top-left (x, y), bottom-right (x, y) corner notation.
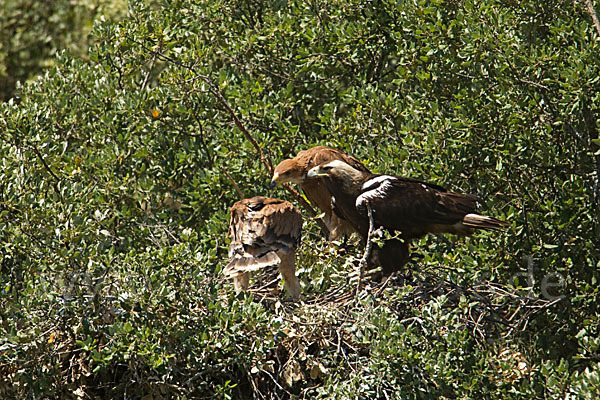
top-left (307, 160), bottom-right (509, 274)
top-left (224, 196), bottom-right (303, 298)
top-left (270, 146), bottom-right (371, 241)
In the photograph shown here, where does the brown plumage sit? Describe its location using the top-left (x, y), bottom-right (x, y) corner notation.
top-left (224, 196), bottom-right (303, 298)
top-left (271, 146), bottom-right (371, 240)
top-left (307, 160), bottom-right (509, 274)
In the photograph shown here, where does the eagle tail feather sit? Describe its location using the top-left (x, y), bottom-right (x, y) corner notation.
top-left (462, 213), bottom-right (510, 230)
top-left (224, 251), bottom-right (281, 277)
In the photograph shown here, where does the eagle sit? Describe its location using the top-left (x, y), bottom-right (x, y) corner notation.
top-left (224, 196), bottom-right (303, 298)
top-left (307, 160), bottom-right (509, 274)
top-left (270, 146), bottom-right (371, 241)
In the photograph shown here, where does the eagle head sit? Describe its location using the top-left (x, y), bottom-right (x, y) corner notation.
top-left (309, 160), bottom-right (365, 178)
top-left (306, 159), bottom-right (350, 178)
top-left (271, 158), bottom-right (306, 187)
top-left (307, 160), bottom-right (367, 192)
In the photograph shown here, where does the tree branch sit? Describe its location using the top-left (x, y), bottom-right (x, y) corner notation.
top-left (130, 39), bottom-right (274, 174)
top-left (357, 202), bottom-right (375, 297)
top-left (219, 166), bottom-right (244, 199)
top-left (141, 52), bottom-right (157, 91)
top-left (29, 144), bottom-right (63, 202)
top-left (579, 0), bottom-right (600, 37)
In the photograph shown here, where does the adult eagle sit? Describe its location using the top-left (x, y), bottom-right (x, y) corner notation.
top-left (270, 146), bottom-right (371, 241)
top-left (307, 160), bottom-right (509, 274)
top-left (224, 196), bottom-right (303, 298)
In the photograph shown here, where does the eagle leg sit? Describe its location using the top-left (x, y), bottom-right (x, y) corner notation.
top-left (277, 251), bottom-right (301, 299)
top-left (233, 272), bottom-right (250, 293)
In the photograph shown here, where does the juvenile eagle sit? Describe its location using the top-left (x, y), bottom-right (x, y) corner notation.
top-left (224, 196), bottom-right (303, 298)
top-left (271, 146), bottom-right (371, 240)
top-left (307, 160), bottom-right (509, 274)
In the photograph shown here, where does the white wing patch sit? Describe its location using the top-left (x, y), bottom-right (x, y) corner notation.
top-left (361, 175), bottom-right (396, 191)
top-left (356, 178), bottom-right (394, 208)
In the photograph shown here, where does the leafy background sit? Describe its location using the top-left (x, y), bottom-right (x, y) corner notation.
top-left (1, 0), bottom-right (599, 398)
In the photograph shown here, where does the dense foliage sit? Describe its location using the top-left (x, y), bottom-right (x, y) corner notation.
top-left (0, 0), bottom-right (127, 100)
top-left (1, 0), bottom-right (599, 398)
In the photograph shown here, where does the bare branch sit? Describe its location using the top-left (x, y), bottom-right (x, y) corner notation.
top-left (579, 0), bottom-right (600, 36)
top-left (127, 40), bottom-right (272, 174)
top-left (357, 202), bottom-right (375, 297)
top-left (188, 74), bottom-right (273, 175)
top-left (219, 166), bottom-right (244, 199)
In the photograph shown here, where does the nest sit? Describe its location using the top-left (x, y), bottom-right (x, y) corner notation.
top-left (246, 261), bottom-right (560, 343)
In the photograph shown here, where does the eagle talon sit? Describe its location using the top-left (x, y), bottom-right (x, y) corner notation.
top-left (364, 267), bottom-right (384, 282)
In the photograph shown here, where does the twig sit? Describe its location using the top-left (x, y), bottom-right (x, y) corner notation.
top-left (219, 166), bottom-right (244, 199)
top-left (579, 0), bottom-right (600, 37)
top-left (356, 202), bottom-right (375, 297)
top-left (141, 52), bottom-right (157, 91)
top-left (29, 144), bottom-right (63, 201)
top-left (374, 274), bottom-right (393, 297)
top-left (281, 183), bottom-right (330, 236)
top-left (261, 369), bottom-right (292, 396)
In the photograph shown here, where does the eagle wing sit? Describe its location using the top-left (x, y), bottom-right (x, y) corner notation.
top-left (356, 175), bottom-right (479, 238)
top-left (225, 197), bottom-right (302, 277)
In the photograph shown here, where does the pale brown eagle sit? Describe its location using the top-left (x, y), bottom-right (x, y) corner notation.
top-left (224, 196), bottom-right (303, 298)
top-left (270, 146), bottom-right (371, 241)
top-left (307, 160), bottom-right (509, 274)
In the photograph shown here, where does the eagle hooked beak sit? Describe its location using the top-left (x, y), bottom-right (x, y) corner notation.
top-left (270, 172), bottom-right (279, 188)
top-left (306, 165), bottom-right (325, 179)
